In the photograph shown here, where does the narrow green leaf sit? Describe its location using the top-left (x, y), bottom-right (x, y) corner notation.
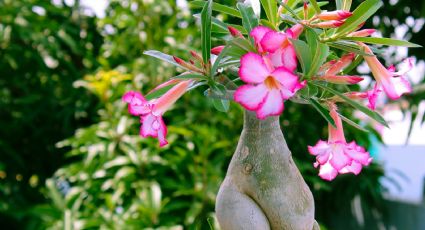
top-left (294, 1), bottom-right (328, 18)
top-left (228, 37), bottom-right (256, 53)
top-left (308, 43), bottom-right (329, 77)
top-left (342, 0), bottom-right (352, 11)
top-left (144, 50), bottom-right (189, 70)
top-left (309, 0), bottom-right (321, 14)
top-left (260, 0), bottom-right (278, 28)
top-left (201, 0), bottom-right (213, 63)
top-left (194, 14), bottom-right (247, 35)
top-left (336, 0), bottom-right (343, 10)
top-left (211, 45), bottom-right (230, 76)
top-left (342, 36), bottom-right (422, 48)
top-left (308, 98), bottom-right (336, 127)
top-left (237, 3), bottom-right (259, 34)
top-left (172, 73), bottom-right (206, 80)
top-left (338, 113), bottom-right (369, 132)
top-left (191, 1), bottom-right (241, 18)
top-left (291, 39), bottom-right (312, 75)
top-left (281, 2), bottom-right (301, 20)
top-left (145, 84), bottom-right (175, 101)
top-left (210, 84), bottom-right (230, 112)
top-left (327, 41), bottom-right (373, 56)
top-left (313, 82), bottom-right (389, 127)
top-left (211, 98), bottom-right (230, 112)
top-left (335, 0), bottom-right (383, 37)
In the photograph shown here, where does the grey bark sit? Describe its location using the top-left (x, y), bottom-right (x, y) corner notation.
top-left (216, 110), bottom-right (319, 230)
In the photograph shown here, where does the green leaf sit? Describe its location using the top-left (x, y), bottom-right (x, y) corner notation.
top-left (306, 29), bottom-right (329, 77)
top-left (327, 41), bottom-right (373, 56)
top-left (336, 0), bottom-right (352, 10)
top-left (294, 1), bottom-right (329, 18)
top-left (172, 73), bottom-right (206, 80)
top-left (260, 0), bottom-right (278, 28)
top-left (291, 39), bottom-right (311, 75)
top-left (308, 98), bottom-right (336, 127)
top-left (338, 113), bottom-right (369, 132)
top-left (145, 84), bottom-right (175, 101)
top-left (228, 37), bottom-right (256, 53)
top-left (308, 0), bottom-right (321, 14)
top-left (211, 98), bottom-right (230, 112)
top-left (312, 82), bottom-right (389, 127)
top-left (334, 0), bottom-right (383, 37)
top-left (281, 2), bottom-right (301, 20)
top-left (201, 0), bottom-right (213, 63)
top-left (211, 45), bottom-right (230, 75)
top-left (237, 2), bottom-right (259, 34)
top-left (342, 36), bottom-right (422, 48)
top-left (194, 14), bottom-right (247, 35)
top-left (342, 0), bottom-right (352, 11)
top-left (191, 1), bottom-right (241, 18)
top-left (144, 50), bottom-right (189, 70)
top-left (210, 84), bottom-right (230, 112)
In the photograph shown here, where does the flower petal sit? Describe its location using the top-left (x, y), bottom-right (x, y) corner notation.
top-left (234, 84), bottom-right (268, 111)
top-left (260, 31), bottom-right (289, 53)
top-left (250, 26), bottom-right (273, 51)
top-left (339, 161), bottom-right (363, 175)
top-left (344, 141), bottom-right (372, 165)
top-left (381, 75), bottom-right (412, 100)
top-left (308, 140), bottom-right (330, 156)
top-left (239, 52), bottom-right (270, 84)
top-left (140, 114), bottom-right (159, 138)
top-left (329, 144), bottom-right (351, 170)
top-left (271, 67), bottom-right (303, 95)
top-left (123, 91), bottom-right (151, 116)
top-left (318, 162), bottom-right (338, 181)
top-left (255, 89), bottom-right (284, 119)
top-left (280, 45), bottom-right (297, 72)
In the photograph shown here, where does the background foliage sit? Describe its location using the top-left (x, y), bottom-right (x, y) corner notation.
top-left (0, 0), bottom-right (423, 229)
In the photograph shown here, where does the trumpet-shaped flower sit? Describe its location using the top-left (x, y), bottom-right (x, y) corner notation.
top-left (123, 80), bottom-right (192, 147)
top-left (308, 104), bottom-right (372, 181)
top-left (346, 83), bottom-right (382, 110)
top-left (360, 43), bottom-right (412, 100)
top-left (234, 52), bottom-right (305, 119)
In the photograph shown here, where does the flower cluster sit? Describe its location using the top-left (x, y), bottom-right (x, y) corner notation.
top-left (234, 25), bottom-right (306, 119)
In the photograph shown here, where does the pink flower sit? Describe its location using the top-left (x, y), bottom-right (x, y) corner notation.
top-left (249, 26), bottom-right (298, 71)
top-left (317, 53), bottom-right (362, 85)
top-left (308, 104), bottom-right (372, 181)
top-left (346, 83), bottom-right (382, 110)
top-left (234, 52), bottom-right (305, 119)
top-left (123, 80), bottom-right (192, 147)
top-left (348, 29), bottom-right (376, 37)
top-left (360, 43), bottom-right (412, 100)
top-left (228, 26), bottom-right (243, 38)
top-left (317, 10), bottom-right (352, 21)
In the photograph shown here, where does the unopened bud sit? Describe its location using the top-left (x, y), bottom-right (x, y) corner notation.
top-left (313, 20), bottom-right (344, 28)
top-left (228, 26), bottom-right (243, 38)
top-left (211, 45), bottom-right (225, 55)
top-left (348, 29), bottom-right (376, 37)
top-left (317, 10), bottom-right (352, 21)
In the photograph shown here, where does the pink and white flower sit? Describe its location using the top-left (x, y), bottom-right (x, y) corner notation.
top-left (360, 43), bottom-right (413, 100)
top-left (317, 53), bottom-right (363, 84)
top-left (308, 104), bottom-right (372, 181)
top-left (234, 52), bottom-right (305, 119)
top-left (249, 25), bottom-right (300, 71)
top-left (123, 80), bottom-right (192, 147)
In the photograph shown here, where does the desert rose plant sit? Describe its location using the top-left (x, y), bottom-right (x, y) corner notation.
top-left (122, 0), bottom-right (420, 228)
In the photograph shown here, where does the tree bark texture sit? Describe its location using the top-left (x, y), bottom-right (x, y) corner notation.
top-left (216, 110), bottom-right (319, 230)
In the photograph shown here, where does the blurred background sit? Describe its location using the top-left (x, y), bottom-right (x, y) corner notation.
top-left (0, 0), bottom-right (424, 229)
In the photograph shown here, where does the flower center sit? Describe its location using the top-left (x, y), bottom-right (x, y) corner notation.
top-left (264, 76), bottom-right (280, 90)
